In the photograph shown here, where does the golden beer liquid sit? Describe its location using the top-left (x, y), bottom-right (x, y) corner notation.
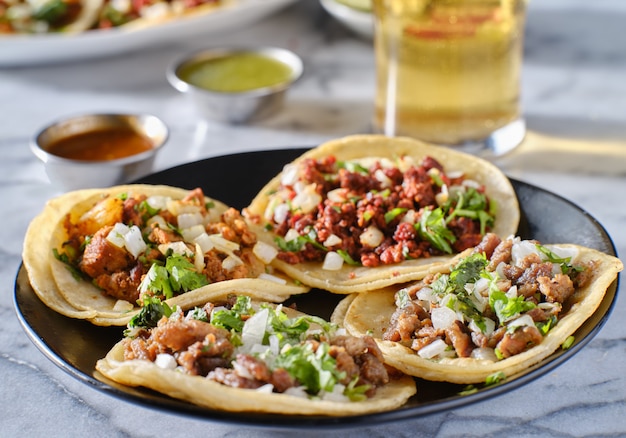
top-left (373, 0), bottom-right (526, 145)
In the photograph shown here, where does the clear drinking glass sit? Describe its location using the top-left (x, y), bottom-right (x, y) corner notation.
top-left (372, 0), bottom-right (527, 155)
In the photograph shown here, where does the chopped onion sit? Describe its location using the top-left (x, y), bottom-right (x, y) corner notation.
top-left (284, 228), bottom-right (300, 242)
top-left (511, 240), bottom-right (540, 266)
top-left (193, 232), bottom-right (214, 253)
top-left (470, 347), bottom-right (498, 361)
top-left (177, 212), bottom-right (203, 230)
top-left (154, 354), bottom-right (177, 370)
top-left (181, 224), bottom-right (205, 242)
top-left (284, 386), bottom-right (308, 399)
top-left (222, 255), bottom-right (243, 272)
top-left (507, 314), bottom-right (535, 330)
top-left (435, 184), bottom-right (449, 206)
top-left (469, 317), bottom-right (495, 336)
top-left (323, 234), bottom-right (342, 247)
top-left (194, 243), bottom-right (205, 273)
top-left (146, 195), bottom-right (170, 210)
top-left (291, 185), bottom-right (322, 214)
top-left (158, 241), bottom-right (193, 257)
top-left (255, 384), bottom-right (275, 394)
top-left (106, 222), bottom-right (128, 248)
top-left (462, 179), bottom-right (481, 189)
top-left (241, 307), bottom-right (268, 348)
top-left (359, 225), bottom-right (384, 248)
top-left (258, 273), bottom-right (287, 285)
top-left (431, 306), bottom-right (458, 330)
top-left (166, 200), bottom-right (201, 217)
top-left (253, 241), bottom-right (278, 264)
top-left (280, 163), bottom-right (300, 186)
top-left (327, 188), bottom-right (347, 203)
top-left (124, 225), bottom-right (146, 258)
top-left (322, 251), bottom-right (344, 271)
top-left (374, 169), bottom-right (392, 188)
top-left (146, 215), bottom-right (168, 230)
top-left (418, 338), bottom-right (448, 359)
top-left (233, 361), bottom-right (255, 379)
top-left (322, 384), bottom-right (349, 402)
top-left (400, 209), bottom-right (417, 224)
top-left (273, 203), bottom-right (290, 224)
top-left (416, 286), bottom-right (435, 303)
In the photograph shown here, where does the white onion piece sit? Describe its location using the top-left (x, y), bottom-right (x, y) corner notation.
top-left (322, 384), bottom-right (349, 403)
top-left (416, 286), bottom-right (434, 303)
top-left (167, 200), bottom-right (201, 217)
top-left (124, 225), bottom-right (147, 258)
top-left (194, 243), bottom-right (205, 273)
top-left (241, 308), bottom-right (269, 348)
top-left (255, 384), bottom-right (275, 394)
top-left (273, 203), bottom-right (290, 224)
top-left (360, 225), bottom-right (384, 248)
top-left (291, 186), bottom-right (322, 214)
top-left (469, 317), bottom-right (495, 336)
top-left (155, 354), bottom-right (178, 370)
top-left (280, 163), bottom-right (299, 186)
top-left (233, 361), bottom-right (255, 379)
top-left (400, 209), bottom-right (417, 224)
top-left (222, 255), bottom-right (243, 272)
top-left (511, 240), bottom-right (540, 266)
top-left (470, 347), bottom-right (498, 361)
top-left (431, 306), bottom-right (459, 330)
top-left (418, 339), bottom-right (449, 359)
top-left (177, 212), bottom-right (203, 230)
top-left (253, 241), bottom-right (278, 264)
top-left (462, 179), bottom-right (481, 189)
top-left (374, 169), bottom-right (392, 188)
top-left (323, 234), bottom-right (342, 247)
top-left (327, 188), bottom-right (347, 203)
top-left (181, 224), bottom-right (205, 242)
top-left (284, 228), bottom-right (300, 242)
top-left (106, 222), bottom-right (128, 248)
top-left (507, 314), bottom-right (535, 330)
top-left (284, 386), bottom-right (308, 399)
top-left (146, 195), bottom-right (170, 210)
top-left (258, 273), bottom-right (287, 285)
top-left (158, 241), bottom-right (192, 257)
top-left (322, 251), bottom-right (344, 271)
top-left (193, 232), bottom-right (214, 253)
top-left (146, 215), bottom-right (168, 230)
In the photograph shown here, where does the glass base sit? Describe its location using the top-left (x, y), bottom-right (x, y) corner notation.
top-left (371, 118), bottom-right (526, 159)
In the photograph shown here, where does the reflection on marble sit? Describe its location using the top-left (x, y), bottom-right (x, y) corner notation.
top-left (1, 0), bottom-right (625, 436)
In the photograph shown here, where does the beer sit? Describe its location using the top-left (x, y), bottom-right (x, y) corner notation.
top-left (373, 0), bottom-right (526, 146)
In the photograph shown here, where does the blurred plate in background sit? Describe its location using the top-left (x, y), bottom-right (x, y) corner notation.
top-left (0, 0), bottom-right (297, 67)
top-left (320, 0), bottom-right (373, 39)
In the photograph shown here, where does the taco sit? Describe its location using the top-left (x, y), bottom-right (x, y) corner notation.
top-left (95, 294), bottom-right (417, 415)
top-left (0, 0), bottom-right (104, 34)
top-left (244, 135), bottom-right (520, 294)
top-left (23, 184), bottom-right (307, 326)
top-left (338, 233), bottom-right (623, 384)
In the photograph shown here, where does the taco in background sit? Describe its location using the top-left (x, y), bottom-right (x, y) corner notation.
top-left (339, 233), bottom-right (623, 384)
top-left (245, 135), bottom-right (520, 294)
top-left (96, 294), bottom-right (417, 415)
top-left (24, 184), bottom-right (307, 326)
top-left (1, 0), bottom-right (104, 34)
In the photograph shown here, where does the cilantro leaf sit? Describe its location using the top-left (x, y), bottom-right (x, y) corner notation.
top-left (126, 296), bottom-right (173, 333)
top-left (166, 255), bottom-right (209, 292)
top-left (416, 207), bottom-right (456, 253)
top-left (384, 207), bottom-right (407, 224)
top-left (210, 295), bottom-right (252, 332)
top-left (139, 264), bottom-right (174, 299)
top-left (489, 290), bottom-right (536, 324)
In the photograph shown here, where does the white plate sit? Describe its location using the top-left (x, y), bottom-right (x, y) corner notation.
top-left (0, 0), bottom-right (297, 67)
top-left (320, 0), bottom-right (373, 39)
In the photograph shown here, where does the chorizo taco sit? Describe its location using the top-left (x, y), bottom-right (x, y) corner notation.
top-left (244, 135), bottom-right (520, 294)
top-left (95, 294), bottom-right (417, 415)
top-left (338, 233), bottom-right (623, 384)
top-left (23, 184), bottom-right (307, 326)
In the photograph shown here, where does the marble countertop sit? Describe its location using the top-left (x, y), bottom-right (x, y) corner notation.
top-left (1, 0), bottom-right (625, 436)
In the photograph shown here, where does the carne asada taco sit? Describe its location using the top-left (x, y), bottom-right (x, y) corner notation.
top-left (338, 234), bottom-right (623, 384)
top-left (95, 294), bottom-right (417, 415)
top-left (245, 135), bottom-right (520, 294)
top-left (24, 184), bottom-right (307, 326)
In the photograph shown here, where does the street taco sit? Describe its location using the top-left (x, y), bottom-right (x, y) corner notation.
top-left (23, 184), bottom-right (307, 326)
top-left (95, 294), bottom-right (417, 415)
top-left (245, 135), bottom-right (520, 294)
top-left (338, 233), bottom-right (623, 384)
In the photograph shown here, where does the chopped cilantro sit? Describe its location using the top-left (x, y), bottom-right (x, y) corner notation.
top-left (416, 207), bottom-right (456, 253)
top-left (337, 249), bottom-right (361, 266)
top-left (126, 296), bottom-right (173, 334)
top-left (489, 289), bottom-right (536, 324)
top-left (274, 230), bottom-right (327, 253)
top-left (485, 371), bottom-right (506, 386)
top-left (536, 244), bottom-right (583, 275)
top-left (384, 207), bottom-right (407, 224)
top-left (561, 335), bottom-right (575, 350)
top-left (338, 160), bottom-right (369, 175)
top-left (210, 295), bottom-right (252, 332)
top-left (186, 307), bottom-right (209, 322)
top-left (139, 255), bottom-right (208, 299)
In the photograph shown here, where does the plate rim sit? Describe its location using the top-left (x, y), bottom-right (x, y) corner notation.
top-left (13, 148), bottom-right (621, 429)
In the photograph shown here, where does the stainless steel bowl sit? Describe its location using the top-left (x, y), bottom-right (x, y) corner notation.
top-left (167, 46), bottom-right (303, 124)
top-left (31, 113), bottom-right (169, 191)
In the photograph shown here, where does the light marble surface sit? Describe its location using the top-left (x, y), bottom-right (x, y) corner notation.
top-left (1, 1), bottom-right (625, 436)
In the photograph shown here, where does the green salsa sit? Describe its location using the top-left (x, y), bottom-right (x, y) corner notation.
top-left (179, 52), bottom-right (294, 93)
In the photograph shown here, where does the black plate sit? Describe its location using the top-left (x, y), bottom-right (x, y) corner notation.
top-left (14, 148), bottom-right (620, 430)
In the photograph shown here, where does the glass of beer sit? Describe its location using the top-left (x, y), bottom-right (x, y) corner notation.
top-left (372, 0), bottom-right (527, 155)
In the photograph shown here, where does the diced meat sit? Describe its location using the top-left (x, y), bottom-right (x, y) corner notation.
top-left (472, 233), bottom-right (502, 259)
top-left (80, 225), bottom-right (134, 278)
top-left (538, 273), bottom-right (575, 304)
top-left (496, 325), bottom-right (543, 358)
top-left (384, 301), bottom-right (429, 342)
top-left (445, 320), bottom-right (473, 358)
top-left (487, 237), bottom-right (513, 270)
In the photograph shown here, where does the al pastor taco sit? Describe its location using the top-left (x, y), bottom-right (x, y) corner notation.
top-left (95, 294), bottom-right (417, 415)
top-left (244, 135), bottom-right (520, 294)
top-left (338, 233), bottom-right (623, 384)
top-left (23, 184), bottom-right (307, 326)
